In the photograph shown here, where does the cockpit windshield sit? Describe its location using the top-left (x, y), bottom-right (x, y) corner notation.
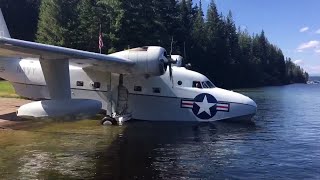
top-left (201, 81), bottom-right (215, 88)
top-left (204, 81), bottom-right (215, 88)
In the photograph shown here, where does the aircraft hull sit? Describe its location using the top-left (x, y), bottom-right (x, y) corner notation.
top-left (1, 59), bottom-right (257, 122)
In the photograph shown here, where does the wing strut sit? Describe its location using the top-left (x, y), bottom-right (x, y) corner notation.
top-left (39, 58), bottom-right (71, 99)
top-left (17, 58), bottom-right (102, 119)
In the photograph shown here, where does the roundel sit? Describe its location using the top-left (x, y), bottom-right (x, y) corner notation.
top-left (192, 93), bottom-right (218, 120)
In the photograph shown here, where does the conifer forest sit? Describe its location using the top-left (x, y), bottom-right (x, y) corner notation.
top-left (0, 0), bottom-right (309, 88)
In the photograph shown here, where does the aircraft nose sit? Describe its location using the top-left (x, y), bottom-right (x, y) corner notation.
top-left (235, 92), bottom-right (257, 114)
top-left (229, 92), bottom-right (257, 120)
top-left (246, 96), bottom-right (257, 114)
top-left (243, 95), bottom-right (257, 108)
top-left (214, 88), bottom-right (257, 119)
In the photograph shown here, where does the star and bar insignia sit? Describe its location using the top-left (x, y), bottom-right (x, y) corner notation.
top-left (181, 93), bottom-right (230, 120)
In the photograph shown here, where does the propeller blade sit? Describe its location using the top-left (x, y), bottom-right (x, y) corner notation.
top-left (169, 61), bottom-right (172, 78)
top-left (170, 37), bottom-right (173, 56)
top-left (169, 62), bottom-right (173, 86)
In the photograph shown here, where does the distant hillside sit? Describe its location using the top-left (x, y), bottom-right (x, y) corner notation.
top-left (309, 76), bottom-right (320, 81)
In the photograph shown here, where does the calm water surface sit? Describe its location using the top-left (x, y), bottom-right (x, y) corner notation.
top-left (0, 84), bottom-right (319, 179)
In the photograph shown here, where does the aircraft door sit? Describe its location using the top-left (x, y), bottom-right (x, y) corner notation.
top-left (116, 74), bottom-right (129, 115)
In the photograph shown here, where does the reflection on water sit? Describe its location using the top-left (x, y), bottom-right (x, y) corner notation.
top-left (0, 84), bottom-right (320, 179)
top-left (0, 120), bottom-right (256, 179)
top-left (0, 121), bottom-right (123, 179)
top-left (94, 122), bottom-right (257, 179)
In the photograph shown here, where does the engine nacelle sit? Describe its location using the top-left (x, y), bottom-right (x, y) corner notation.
top-left (110, 46), bottom-right (168, 76)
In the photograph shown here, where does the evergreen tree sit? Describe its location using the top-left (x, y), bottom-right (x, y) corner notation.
top-left (75, 0), bottom-right (102, 52)
top-left (191, 1), bottom-right (205, 48)
top-left (3, 0), bottom-right (309, 87)
top-left (225, 11), bottom-right (239, 65)
top-left (61, 0), bottom-right (82, 48)
top-left (205, 0), bottom-right (228, 86)
top-left (36, 0), bottom-right (66, 46)
top-left (151, 0), bottom-right (180, 50)
top-left (97, 0), bottom-right (124, 52)
top-left (176, 0), bottom-right (193, 54)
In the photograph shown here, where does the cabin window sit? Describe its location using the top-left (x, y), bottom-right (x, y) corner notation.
top-left (76, 81), bottom-right (84, 87)
top-left (192, 81), bottom-right (202, 89)
top-left (92, 82), bottom-right (101, 89)
top-left (153, 88), bottom-right (161, 93)
top-left (134, 86), bottom-right (142, 92)
top-left (177, 81), bottom-right (182, 85)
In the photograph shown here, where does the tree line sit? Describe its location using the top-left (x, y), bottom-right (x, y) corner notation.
top-left (0, 0), bottom-right (309, 88)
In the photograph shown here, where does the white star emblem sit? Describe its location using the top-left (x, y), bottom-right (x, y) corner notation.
top-left (195, 95), bottom-right (216, 116)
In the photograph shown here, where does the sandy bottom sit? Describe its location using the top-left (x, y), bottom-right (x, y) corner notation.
top-left (0, 98), bottom-right (32, 129)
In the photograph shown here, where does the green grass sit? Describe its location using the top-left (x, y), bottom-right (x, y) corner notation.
top-left (0, 81), bottom-right (19, 98)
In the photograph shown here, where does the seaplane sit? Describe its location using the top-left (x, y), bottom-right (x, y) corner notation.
top-left (0, 9), bottom-right (257, 125)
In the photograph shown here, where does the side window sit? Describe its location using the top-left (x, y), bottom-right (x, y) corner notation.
top-left (76, 81), bottom-right (84, 87)
top-left (92, 82), bottom-right (101, 89)
top-left (153, 88), bottom-right (161, 93)
top-left (134, 86), bottom-right (142, 92)
top-left (192, 81), bottom-right (202, 89)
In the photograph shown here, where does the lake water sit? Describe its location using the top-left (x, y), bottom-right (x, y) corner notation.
top-left (0, 84), bottom-right (319, 179)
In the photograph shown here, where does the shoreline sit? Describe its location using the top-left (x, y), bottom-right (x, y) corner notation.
top-left (0, 97), bottom-right (32, 129)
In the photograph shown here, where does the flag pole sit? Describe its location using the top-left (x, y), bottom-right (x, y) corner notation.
top-left (99, 24), bottom-right (102, 54)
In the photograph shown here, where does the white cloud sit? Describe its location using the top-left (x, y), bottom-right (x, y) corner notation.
top-left (297, 40), bottom-right (320, 51)
top-left (294, 60), bottom-right (303, 64)
top-left (297, 49), bottom-right (304, 53)
top-left (316, 29), bottom-right (320, 34)
top-left (300, 27), bottom-right (309, 32)
top-left (315, 49), bottom-right (320, 53)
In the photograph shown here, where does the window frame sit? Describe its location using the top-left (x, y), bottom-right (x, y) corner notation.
top-left (92, 82), bottom-right (101, 89)
top-left (152, 87), bottom-right (161, 94)
top-left (134, 86), bottom-right (142, 92)
top-left (76, 81), bottom-right (84, 87)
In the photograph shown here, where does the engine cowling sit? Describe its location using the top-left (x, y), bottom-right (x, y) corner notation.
top-left (110, 46), bottom-right (168, 76)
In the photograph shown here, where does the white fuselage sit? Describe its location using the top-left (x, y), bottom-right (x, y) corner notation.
top-left (0, 58), bottom-right (257, 122)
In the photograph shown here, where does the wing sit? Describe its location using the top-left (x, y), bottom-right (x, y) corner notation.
top-left (0, 37), bottom-right (137, 101)
top-left (0, 37), bottom-right (135, 73)
top-left (0, 10), bottom-right (137, 119)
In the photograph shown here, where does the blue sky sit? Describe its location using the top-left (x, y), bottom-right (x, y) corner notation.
top-left (195, 0), bottom-right (320, 76)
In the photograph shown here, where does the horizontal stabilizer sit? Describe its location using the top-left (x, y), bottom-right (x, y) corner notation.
top-left (0, 9), bottom-right (10, 38)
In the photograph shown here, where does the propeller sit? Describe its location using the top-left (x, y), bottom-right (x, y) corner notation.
top-left (183, 41), bottom-right (192, 69)
top-left (168, 37), bottom-right (175, 87)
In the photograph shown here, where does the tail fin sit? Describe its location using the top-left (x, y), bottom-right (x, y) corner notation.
top-left (0, 9), bottom-right (11, 38)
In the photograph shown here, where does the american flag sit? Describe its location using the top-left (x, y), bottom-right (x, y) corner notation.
top-left (99, 25), bottom-right (104, 53)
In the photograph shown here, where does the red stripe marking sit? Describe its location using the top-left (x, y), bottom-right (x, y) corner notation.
top-left (217, 106), bottom-right (228, 109)
top-left (182, 102), bottom-right (194, 105)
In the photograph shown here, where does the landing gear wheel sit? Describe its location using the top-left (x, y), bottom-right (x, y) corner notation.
top-left (101, 116), bottom-right (117, 126)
